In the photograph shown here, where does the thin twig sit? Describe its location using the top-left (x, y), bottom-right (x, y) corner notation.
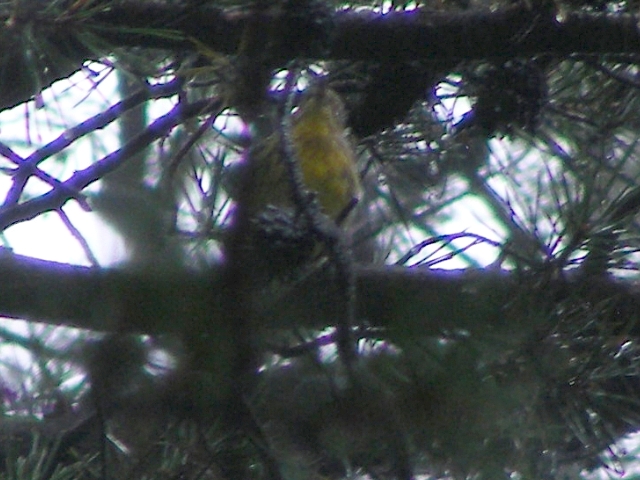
top-left (57, 207), bottom-right (100, 266)
top-left (396, 232), bottom-right (503, 266)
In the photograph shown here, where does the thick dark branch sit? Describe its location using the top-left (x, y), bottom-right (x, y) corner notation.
top-left (0, 251), bottom-right (215, 334)
top-left (0, 250), bottom-right (631, 341)
top-left (89, 3), bottom-right (640, 61)
top-left (332, 7), bottom-right (640, 61)
top-left (3, 2), bottom-right (640, 111)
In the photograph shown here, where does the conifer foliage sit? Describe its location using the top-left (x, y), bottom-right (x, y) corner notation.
top-left (1, 1), bottom-right (640, 479)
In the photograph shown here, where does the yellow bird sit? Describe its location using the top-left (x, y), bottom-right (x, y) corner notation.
top-left (243, 87), bottom-right (361, 224)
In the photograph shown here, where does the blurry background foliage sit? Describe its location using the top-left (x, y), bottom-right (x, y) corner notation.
top-left (2, 0), bottom-right (640, 480)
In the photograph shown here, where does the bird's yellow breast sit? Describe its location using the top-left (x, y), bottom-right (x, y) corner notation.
top-left (290, 89), bottom-right (361, 221)
top-left (241, 88), bottom-right (361, 224)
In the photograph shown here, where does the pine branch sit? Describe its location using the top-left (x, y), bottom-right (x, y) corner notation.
top-left (0, 249), bottom-right (637, 340)
top-left (85, 2), bottom-right (640, 61)
top-left (3, 1), bottom-right (640, 111)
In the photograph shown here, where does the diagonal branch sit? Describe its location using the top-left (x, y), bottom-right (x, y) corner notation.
top-left (0, 79), bottom-right (183, 209)
top-left (0, 141), bottom-right (90, 210)
top-left (0, 97), bottom-right (222, 231)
